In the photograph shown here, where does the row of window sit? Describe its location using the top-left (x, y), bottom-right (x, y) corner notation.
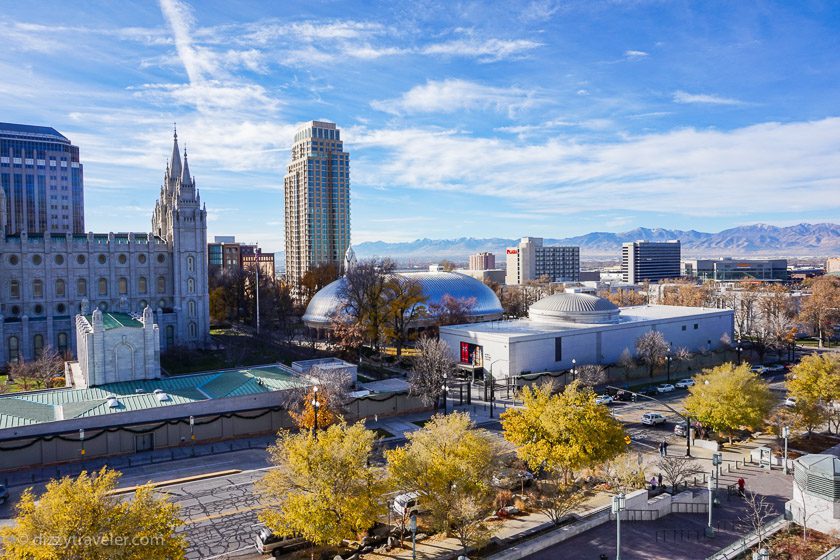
top-left (5, 252), bottom-right (171, 266)
top-left (7, 333), bottom-right (69, 364)
top-left (8, 276), bottom-right (176, 299)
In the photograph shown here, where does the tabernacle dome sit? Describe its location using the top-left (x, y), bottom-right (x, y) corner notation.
top-left (302, 269), bottom-right (503, 329)
top-left (528, 292), bottom-right (621, 324)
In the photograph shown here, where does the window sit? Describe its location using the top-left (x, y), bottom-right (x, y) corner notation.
top-left (98, 254), bottom-right (106, 264)
top-left (77, 254), bottom-right (85, 265)
top-left (189, 322), bottom-right (197, 338)
top-left (33, 334), bottom-right (43, 357)
top-left (118, 254), bottom-right (127, 264)
top-left (165, 325), bottom-right (174, 347)
top-left (157, 276), bottom-right (166, 293)
top-left (187, 256), bottom-right (194, 272)
top-left (34, 304), bottom-right (43, 315)
top-left (157, 254), bottom-right (165, 263)
top-left (33, 279), bottom-right (44, 298)
top-left (138, 254), bottom-right (146, 264)
top-left (8, 336), bottom-right (19, 364)
top-left (98, 278), bottom-right (107, 296)
top-left (138, 276), bottom-right (147, 294)
top-left (55, 254), bottom-right (64, 265)
top-left (681, 325), bottom-right (686, 331)
top-left (55, 279), bottom-right (66, 297)
top-left (693, 324), bottom-right (699, 330)
top-left (118, 277), bottom-right (128, 295)
top-left (9, 255), bottom-right (18, 265)
top-left (77, 278), bottom-right (87, 296)
top-left (188, 300), bottom-right (196, 317)
top-left (57, 332), bottom-right (68, 354)
top-left (32, 255), bottom-right (42, 265)
top-left (187, 278), bottom-right (194, 293)
top-left (555, 337), bottom-right (563, 362)
top-left (10, 280), bottom-right (20, 299)
top-left (57, 303), bottom-right (66, 314)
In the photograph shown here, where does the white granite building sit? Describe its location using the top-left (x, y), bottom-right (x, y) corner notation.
top-left (68, 306), bottom-right (161, 388)
top-left (0, 130), bottom-right (209, 364)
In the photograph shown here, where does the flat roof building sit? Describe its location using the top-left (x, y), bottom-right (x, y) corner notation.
top-left (506, 237), bottom-right (579, 285)
top-left (683, 258), bottom-right (788, 283)
top-left (469, 252), bottom-right (496, 271)
top-left (622, 240), bottom-right (681, 283)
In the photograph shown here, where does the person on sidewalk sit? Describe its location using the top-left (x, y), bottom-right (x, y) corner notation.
top-left (737, 477), bottom-right (745, 497)
top-left (659, 441), bottom-right (665, 457)
top-left (650, 476), bottom-right (658, 489)
top-left (663, 440), bottom-right (669, 456)
top-left (658, 473), bottom-right (663, 487)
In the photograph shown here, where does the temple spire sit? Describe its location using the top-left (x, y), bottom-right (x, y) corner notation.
top-left (169, 126), bottom-right (182, 179)
top-left (181, 146), bottom-right (191, 185)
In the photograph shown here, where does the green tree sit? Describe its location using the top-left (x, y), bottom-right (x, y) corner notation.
top-left (0, 467), bottom-right (185, 560)
top-left (209, 286), bottom-right (228, 323)
top-left (500, 381), bottom-right (627, 479)
top-left (684, 363), bottom-right (774, 443)
top-left (385, 412), bottom-right (499, 535)
top-left (258, 422), bottom-right (387, 548)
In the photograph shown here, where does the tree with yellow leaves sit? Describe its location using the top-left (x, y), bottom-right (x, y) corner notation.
top-left (258, 422), bottom-right (387, 549)
top-left (290, 387), bottom-right (339, 431)
top-left (501, 381), bottom-right (627, 480)
top-left (787, 354), bottom-right (840, 436)
top-left (386, 412), bottom-right (499, 537)
top-left (0, 467), bottom-right (185, 560)
top-left (684, 363), bottom-right (774, 443)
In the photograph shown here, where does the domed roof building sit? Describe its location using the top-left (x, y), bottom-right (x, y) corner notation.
top-left (439, 290), bottom-right (734, 381)
top-left (302, 267), bottom-right (503, 329)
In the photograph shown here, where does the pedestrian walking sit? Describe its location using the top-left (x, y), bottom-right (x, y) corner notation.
top-left (663, 440), bottom-right (669, 455)
top-left (737, 477), bottom-right (745, 497)
top-left (658, 472), bottom-right (663, 487)
top-left (650, 476), bottom-right (658, 489)
top-left (658, 441), bottom-right (665, 457)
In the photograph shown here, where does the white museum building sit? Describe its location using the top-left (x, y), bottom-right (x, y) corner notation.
top-left (439, 292), bottom-right (734, 380)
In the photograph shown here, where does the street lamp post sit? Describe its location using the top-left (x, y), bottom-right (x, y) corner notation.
top-left (666, 355), bottom-right (672, 383)
top-left (754, 548), bottom-right (769, 560)
top-left (79, 428), bottom-right (85, 457)
top-left (706, 474), bottom-right (715, 537)
top-left (410, 512), bottom-right (417, 560)
top-left (782, 425), bottom-right (790, 475)
top-left (442, 373), bottom-right (448, 414)
top-left (571, 358), bottom-right (577, 381)
top-left (612, 493), bottom-right (626, 560)
top-left (312, 386), bottom-right (320, 439)
top-left (189, 415), bottom-right (195, 456)
top-left (736, 339), bottom-right (742, 365)
top-left (712, 452), bottom-right (722, 492)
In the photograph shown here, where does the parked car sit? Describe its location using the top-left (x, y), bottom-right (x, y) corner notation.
top-left (641, 412), bottom-right (667, 426)
top-left (656, 384), bottom-right (675, 393)
top-left (255, 527), bottom-right (306, 556)
top-left (0, 484), bottom-right (8, 505)
top-left (673, 423), bottom-right (687, 437)
top-left (393, 491), bottom-right (422, 517)
top-left (784, 396), bottom-right (797, 408)
top-left (638, 387), bottom-right (658, 396)
top-left (750, 365), bottom-right (769, 375)
top-left (595, 394), bottom-right (613, 405)
top-left (492, 469), bottom-right (535, 490)
top-left (674, 378), bottom-right (695, 389)
top-left (613, 390), bottom-right (633, 402)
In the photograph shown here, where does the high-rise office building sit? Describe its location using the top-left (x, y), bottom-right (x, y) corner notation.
top-left (469, 252), bottom-right (496, 271)
top-left (0, 122), bottom-right (84, 235)
top-left (505, 237), bottom-right (579, 285)
top-left (284, 121), bottom-right (350, 285)
top-left (621, 240), bottom-right (681, 283)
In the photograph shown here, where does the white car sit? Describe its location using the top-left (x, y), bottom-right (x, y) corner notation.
top-left (656, 384), bottom-right (675, 393)
top-left (641, 412), bottom-right (667, 426)
top-left (674, 378), bottom-right (695, 389)
top-left (750, 365), bottom-right (769, 375)
top-left (393, 492), bottom-right (421, 517)
top-left (784, 396), bottom-right (797, 408)
top-left (595, 394), bottom-right (613, 405)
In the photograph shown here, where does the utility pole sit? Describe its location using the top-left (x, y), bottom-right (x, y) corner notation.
top-left (782, 425), bottom-right (790, 475)
top-left (612, 493), bottom-right (625, 560)
top-left (255, 256), bottom-right (260, 335)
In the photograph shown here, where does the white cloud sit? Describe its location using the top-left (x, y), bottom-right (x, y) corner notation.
top-left (371, 79), bottom-right (540, 117)
top-left (625, 50), bottom-right (648, 59)
top-left (421, 37), bottom-right (542, 62)
top-left (673, 90), bottom-right (744, 106)
top-left (350, 117), bottom-right (840, 218)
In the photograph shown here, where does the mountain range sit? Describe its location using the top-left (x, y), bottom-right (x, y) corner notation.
top-left (350, 223), bottom-right (840, 261)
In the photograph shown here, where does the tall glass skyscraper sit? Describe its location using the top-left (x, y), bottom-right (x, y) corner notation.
top-left (0, 122), bottom-right (84, 235)
top-left (283, 121), bottom-right (350, 285)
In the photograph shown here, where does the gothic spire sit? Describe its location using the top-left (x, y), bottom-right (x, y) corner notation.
top-left (181, 146), bottom-right (191, 185)
top-left (169, 126), bottom-right (182, 179)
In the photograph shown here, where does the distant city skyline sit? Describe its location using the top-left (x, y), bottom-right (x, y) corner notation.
top-left (1, 0), bottom-right (839, 252)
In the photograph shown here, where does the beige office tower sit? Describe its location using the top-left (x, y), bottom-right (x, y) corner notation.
top-left (284, 121), bottom-right (350, 285)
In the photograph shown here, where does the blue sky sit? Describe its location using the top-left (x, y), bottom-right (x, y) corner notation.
top-left (2, 0), bottom-right (839, 252)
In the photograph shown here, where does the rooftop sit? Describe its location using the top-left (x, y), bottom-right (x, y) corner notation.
top-left (0, 364), bottom-right (305, 430)
top-left (0, 122), bottom-right (69, 142)
top-left (83, 312), bottom-right (144, 330)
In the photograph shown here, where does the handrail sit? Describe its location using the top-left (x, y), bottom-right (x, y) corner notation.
top-left (705, 515), bottom-right (787, 560)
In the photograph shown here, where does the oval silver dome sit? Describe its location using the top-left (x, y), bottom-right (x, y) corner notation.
top-left (303, 271), bottom-right (503, 328)
top-left (528, 293), bottom-right (620, 324)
